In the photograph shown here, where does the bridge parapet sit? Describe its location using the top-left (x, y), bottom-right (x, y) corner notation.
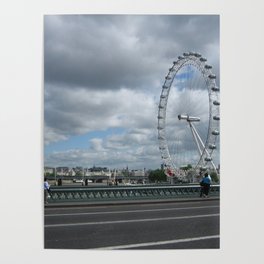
top-left (47, 185), bottom-right (220, 203)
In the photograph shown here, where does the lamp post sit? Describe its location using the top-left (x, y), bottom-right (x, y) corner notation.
top-left (54, 167), bottom-right (57, 186)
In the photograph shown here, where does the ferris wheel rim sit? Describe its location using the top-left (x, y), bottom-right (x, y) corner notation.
top-left (157, 52), bottom-right (220, 175)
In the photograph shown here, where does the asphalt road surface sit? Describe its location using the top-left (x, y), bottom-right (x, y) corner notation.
top-left (44, 199), bottom-right (220, 249)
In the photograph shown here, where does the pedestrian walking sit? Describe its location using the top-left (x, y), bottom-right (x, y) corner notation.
top-left (44, 177), bottom-right (50, 204)
top-left (200, 172), bottom-right (211, 198)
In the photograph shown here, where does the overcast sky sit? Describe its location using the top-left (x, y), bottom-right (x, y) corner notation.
top-left (44, 15), bottom-right (219, 169)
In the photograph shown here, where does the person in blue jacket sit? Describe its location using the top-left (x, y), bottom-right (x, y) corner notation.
top-left (44, 178), bottom-right (50, 204)
top-left (200, 172), bottom-right (212, 197)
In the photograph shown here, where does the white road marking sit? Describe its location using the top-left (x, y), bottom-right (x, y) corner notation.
top-left (94, 235), bottom-right (220, 249)
top-left (45, 213), bottom-right (219, 228)
top-left (45, 205), bottom-right (219, 217)
top-left (45, 206), bottom-right (109, 211)
top-left (44, 200), bottom-right (208, 211)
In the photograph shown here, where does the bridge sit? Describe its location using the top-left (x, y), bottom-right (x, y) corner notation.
top-left (45, 184), bottom-right (220, 249)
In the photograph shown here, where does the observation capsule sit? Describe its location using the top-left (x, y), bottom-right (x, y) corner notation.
top-left (208, 74), bottom-right (216, 79)
top-left (213, 100), bottom-right (220, 106)
top-left (157, 126), bottom-right (164, 130)
top-left (211, 86), bottom-right (220, 92)
top-left (183, 52), bottom-right (190, 56)
top-left (178, 56), bottom-right (184, 60)
top-left (194, 53), bottom-right (202, 57)
top-left (158, 105), bottom-right (164, 109)
top-left (205, 157), bottom-right (212, 162)
top-left (209, 144), bottom-right (216, 149)
top-left (200, 57), bottom-right (207, 62)
top-left (189, 51), bottom-right (195, 55)
top-left (157, 115), bottom-right (164, 119)
top-left (160, 95), bottom-right (166, 99)
top-left (165, 76), bottom-right (172, 80)
top-left (213, 116), bottom-right (220, 121)
top-left (205, 64), bottom-right (212, 69)
top-left (162, 85), bottom-right (169, 89)
top-left (212, 130), bottom-right (220, 135)
top-left (169, 67), bottom-right (175, 72)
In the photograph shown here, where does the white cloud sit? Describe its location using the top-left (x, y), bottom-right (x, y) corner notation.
top-left (90, 138), bottom-right (104, 151)
top-left (45, 87), bottom-right (158, 145)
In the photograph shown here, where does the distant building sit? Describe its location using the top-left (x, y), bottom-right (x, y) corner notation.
top-left (131, 169), bottom-right (145, 177)
top-left (72, 167), bottom-right (84, 176)
top-left (44, 167), bottom-right (55, 175)
top-left (87, 166), bottom-right (111, 177)
top-left (68, 168), bottom-right (76, 176)
top-left (56, 167), bottom-right (70, 176)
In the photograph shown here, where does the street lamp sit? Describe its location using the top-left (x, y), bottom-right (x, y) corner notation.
top-left (54, 167), bottom-right (57, 186)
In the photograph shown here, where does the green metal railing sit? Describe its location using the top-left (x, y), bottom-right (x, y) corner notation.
top-left (47, 185), bottom-right (220, 203)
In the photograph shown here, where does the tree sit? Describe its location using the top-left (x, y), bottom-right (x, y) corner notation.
top-left (148, 169), bottom-right (167, 182)
top-left (210, 171), bottom-right (219, 183)
top-left (44, 172), bottom-right (55, 177)
top-left (180, 164), bottom-right (192, 171)
top-left (75, 171), bottom-right (83, 177)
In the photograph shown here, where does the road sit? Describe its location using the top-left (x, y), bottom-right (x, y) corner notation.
top-left (44, 199), bottom-right (220, 249)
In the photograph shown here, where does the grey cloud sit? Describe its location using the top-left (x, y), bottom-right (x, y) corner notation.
top-left (45, 15), bottom-right (164, 90)
top-left (44, 15), bottom-right (220, 169)
top-left (44, 15), bottom-right (219, 91)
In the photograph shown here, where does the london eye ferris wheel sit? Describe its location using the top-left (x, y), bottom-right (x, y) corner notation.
top-left (157, 52), bottom-right (220, 179)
